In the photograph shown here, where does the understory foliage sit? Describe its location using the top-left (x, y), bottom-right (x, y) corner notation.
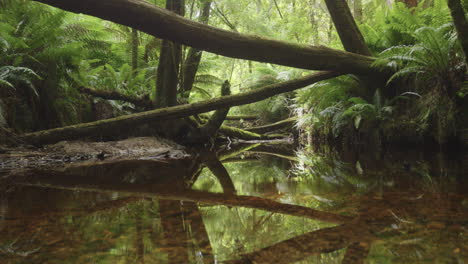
top-left (296, 0), bottom-right (467, 146)
top-left (0, 0), bottom-right (466, 147)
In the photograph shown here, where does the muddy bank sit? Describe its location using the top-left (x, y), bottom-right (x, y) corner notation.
top-left (0, 137), bottom-right (190, 176)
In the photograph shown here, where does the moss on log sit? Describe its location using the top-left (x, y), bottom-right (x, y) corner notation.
top-left (245, 117), bottom-right (296, 134)
top-left (21, 71), bottom-right (341, 145)
top-left (32, 0), bottom-right (377, 75)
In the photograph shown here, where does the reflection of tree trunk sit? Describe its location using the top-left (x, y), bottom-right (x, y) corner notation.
top-left (21, 178), bottom-right (351, 224)
top-left (183, 202), bottom-right (214, 263)
top-left (201, 150), bottom-right (237, 195)
top-left (224, 223), bottom-right (372, 264)
top-left (159, 200), bottom-right (189, 264)
top-left (342, 242), bottom-right (371, 264)
top-left (135, 214), bottom-right (145, 264)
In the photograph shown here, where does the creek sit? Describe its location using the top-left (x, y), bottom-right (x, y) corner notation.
top-left (0, 140), bottom-right (467, 263)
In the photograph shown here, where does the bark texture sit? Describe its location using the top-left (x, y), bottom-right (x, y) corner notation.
top-left (21, 71), bottom-right (342, 145)
top-left (324, 0), bottom-right (371, 56)
top-left (180, 0), bottom-right (212, 99)
top-left (448, 0), bottom-right (468, 66)
top-left (154, 0), bottom-right (184, 108)
top-left (31, 0), bottom-right (377, 75)
top-left (78, 87), bottom-right (152, 109)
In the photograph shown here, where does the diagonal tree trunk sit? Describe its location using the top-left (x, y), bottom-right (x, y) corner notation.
top-left (20, 71), bottom-right (342, 145)
top-left (324, 0), bottom-right (371, 56)
top-left (30, 0), bottom-right (378, 75)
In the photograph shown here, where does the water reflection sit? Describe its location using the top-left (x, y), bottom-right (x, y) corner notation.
top-left (0, 144), bottom-right (467, 263)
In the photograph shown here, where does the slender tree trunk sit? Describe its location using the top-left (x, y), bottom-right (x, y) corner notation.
top-left (308, 0), bottom-right (319, 45)
top-left (447, 0), bottom-right (468, 66)
top-left (354, 0), bottom-right (363, 23)
top-left (154, 0), bottom-right (185, 108)
top-left (131, 28), bottom-right (139, 75)
top-left (180, 0), bottom-right (212, 100)
top-left (324, 0), bottom-right (371, 56)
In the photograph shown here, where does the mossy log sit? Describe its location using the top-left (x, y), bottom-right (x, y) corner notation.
top-left (245, 117), bottom-right (296, 134)
top-left (32, 0), bottom-right (377, 75)
top-left (21, 71), bottom-right (341, 145)
top-left (187, 81), bottom-right (232, 143)
top-left (78, 87), bottom-right (152, 109)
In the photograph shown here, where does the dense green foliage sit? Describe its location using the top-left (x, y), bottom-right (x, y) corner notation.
top-left (0, 0), bottom-right (466, 146)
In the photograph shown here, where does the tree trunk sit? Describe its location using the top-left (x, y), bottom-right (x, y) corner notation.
top-left (180, 0), bottom-right (212, 100)
top-left (31, 0), bottom-right (378, 75)
top-left (131, 28), bottom-right (138, 74)
top-left (20, 72), bottom-right (342, 145)
top-left (154, 0), bottom-right (185, 108)
top-left (354, 0), bottom-right (363, 23)
top-left (308, 0), bottom-right (319, 45)
top-left (324, 0), bottom-right (371, 56)
top-left (186, 80), bottom-right (231, 143)
top-left (448, 0), bottom-right (468, 66)
top-left (396, 0), bottom-right (418, 8)
top-left (78, 87), bottom-right (152, 109)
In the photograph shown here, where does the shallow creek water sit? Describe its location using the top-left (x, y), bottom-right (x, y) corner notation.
top-left (0, 142), bottom-right (467, 264)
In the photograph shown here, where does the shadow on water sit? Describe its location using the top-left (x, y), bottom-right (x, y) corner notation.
top-left (0, 142), bottom-right (467, 264)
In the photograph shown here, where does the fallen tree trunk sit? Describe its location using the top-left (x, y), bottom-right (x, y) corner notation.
top-left (31, 0), bottom-right (377, 75)
top-left (21, 71), bottom-right (342, 145)
top-left (245, 117), bottom-right (296, 134)
top-left (78, 87), bottom-right (153, 109)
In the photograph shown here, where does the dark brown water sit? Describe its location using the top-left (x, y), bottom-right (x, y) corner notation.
top-left (1, 144), bottom-right (467, 264)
